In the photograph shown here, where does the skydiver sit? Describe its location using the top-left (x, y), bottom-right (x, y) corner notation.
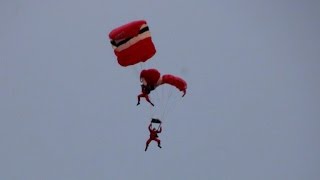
top-left (136, 78), bottom-right (155, 106)
top-left (145, 122), bottom-right (162, 151)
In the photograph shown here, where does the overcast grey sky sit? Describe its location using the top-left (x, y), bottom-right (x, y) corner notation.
top-left (1, 0), bottom-right (320, 179)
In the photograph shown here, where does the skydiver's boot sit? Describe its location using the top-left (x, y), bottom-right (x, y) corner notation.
top-left (150, 102), bottom-right (154, 106)
top-left (145, 145), bottom-right (148, 151)
top-left (158, 143), bottom-right (162, 148)
top-left (137, 96), bottom-right (141, 106)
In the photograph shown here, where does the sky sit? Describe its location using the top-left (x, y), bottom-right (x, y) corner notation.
top-left (1, 0), bottom-right (320, 179)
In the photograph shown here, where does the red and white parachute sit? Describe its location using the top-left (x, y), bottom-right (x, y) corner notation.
top-left (109, 20), bottom-right (156, 67)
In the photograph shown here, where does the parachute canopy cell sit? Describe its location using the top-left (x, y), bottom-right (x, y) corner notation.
top-left (109, 20), bottom-right (156, 67)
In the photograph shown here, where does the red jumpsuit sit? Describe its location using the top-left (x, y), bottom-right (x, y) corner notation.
top-left (145, 124), bottom-right (162, 151)
top-left (137, 85), bottom-right (154, 106)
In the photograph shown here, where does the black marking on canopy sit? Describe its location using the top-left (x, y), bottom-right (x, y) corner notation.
top-left (110, 26), bottom-right (150, 47)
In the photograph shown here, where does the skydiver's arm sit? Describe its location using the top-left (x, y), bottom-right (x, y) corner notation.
top-left (148, 124), bottom-right (152, 131)
top-left (157, 127), bottom-right (162, 133)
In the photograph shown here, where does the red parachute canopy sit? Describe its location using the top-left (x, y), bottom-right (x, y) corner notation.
top-left (140, 69), bottom-right (161, 86)
top-left (109, 20), bottom-right (156, 67)
top-left (161, 74), bottom-right (187, 97)
top-left (140, 69), bottom-right (187, 97)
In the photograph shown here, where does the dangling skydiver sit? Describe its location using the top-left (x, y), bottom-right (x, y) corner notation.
top-left (145, 120), bottom-right (162, 151)
top-left (136, 77), bottom-right (155, 106)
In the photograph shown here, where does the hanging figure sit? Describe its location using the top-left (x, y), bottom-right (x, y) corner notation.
top-left (145, 120), bottom-right (162, 151)
top-left (136, 77), bottom-right (155, 106)
top-left (137, 68), bottom-right (187, 107)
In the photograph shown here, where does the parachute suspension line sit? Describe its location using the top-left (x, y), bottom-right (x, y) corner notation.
top-left (130, 62), bottom-right (146, 83)
top-left (149, 86), bottom-right (162, 119)
top-left (149, 105), bottom-right (153, 119)
top-left (159, 85), bottom-right (167, 120)
top-left (150, 85), bottom-right (163, 119)
top-left (160, 86), bottom-right (173, 120)
top-left (149, 90), bottom-right (158, 119)
top-left (139, 62), bottom-right (145, 71)
top-left (159, 84), bottom-right (168, 120)
top-left (162, 85), bottom-right (185, 121)
top-left (148, 85), bottom-right (168, 121)
top-left (151, 56), bottom-right (159, 71)
top-left (153, 84), bottom-right (165, 120)
top-left (131, 65), bottom-right (140, 78)
top-left (130, 62), bottom-right (145, 78)
top-left (162, 91), bottom-right (182, 121)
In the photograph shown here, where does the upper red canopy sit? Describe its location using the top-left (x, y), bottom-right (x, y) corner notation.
top-left (109, 20), bottom-right (156, 67)
top-left (109, 20), bottom-right (146, 40)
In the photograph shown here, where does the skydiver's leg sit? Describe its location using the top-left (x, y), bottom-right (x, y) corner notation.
top-left (137, 94), bottom-right (144, 106)
top-left (145, 95), bottom-right (154, 106)
top-left (145, 138), bottom-right (152, 151)
top-left (154, 138), bottom-right (161, 148)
